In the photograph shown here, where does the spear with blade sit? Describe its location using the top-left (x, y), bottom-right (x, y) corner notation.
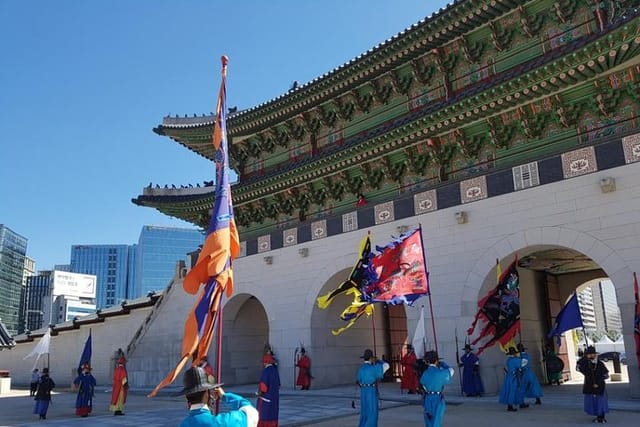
top-left (455, 326), bottom-right (463, 396)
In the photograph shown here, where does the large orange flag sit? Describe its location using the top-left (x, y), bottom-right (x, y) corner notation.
top-left (149, 56), bottom-right (239, 397)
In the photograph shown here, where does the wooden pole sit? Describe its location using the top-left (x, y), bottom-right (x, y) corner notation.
top-left (214, 303), bottom-right (224, 415)
top-left (371, 305), bottom-right (377, 356)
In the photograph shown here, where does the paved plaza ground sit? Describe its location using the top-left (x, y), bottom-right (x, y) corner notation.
top-left (1, 378), bottom-right (639, 427)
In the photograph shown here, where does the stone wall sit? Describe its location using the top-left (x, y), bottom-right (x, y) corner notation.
top-left (0, 307), bottom-right (152, 387)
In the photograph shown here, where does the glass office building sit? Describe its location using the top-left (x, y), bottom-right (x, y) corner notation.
top-left (135, 226), bottom-right (203, 297)
top-left (0, 224), bottom-right (28, 335)
top-left (24, 271), bottom-right (52, 332)
top-left (70, 245), bottom-right (135, 308)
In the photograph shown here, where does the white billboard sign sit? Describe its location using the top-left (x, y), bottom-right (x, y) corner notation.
top-left (52, 271), bottom-right (96, 298)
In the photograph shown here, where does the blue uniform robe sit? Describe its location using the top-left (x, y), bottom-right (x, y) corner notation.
top-left (257, 364), bottom-right (280, 424)
top-left (499, 356), bottom-right (524, 406)
top-left (419, 362), bottom-right (453, 427)
top-left (577, 357), bottom-right (609, 417)
top-left (460, 352), bottom-right (483, 396)
top-left (73, 372), bottom-right (96, 416)
top-left (520, 351), bottom-right (542, 399)
top-left (180, 392), bottom-right (256, 427)
top-left (33, 375), bottom-right (55, 417)
top-left (356, 361), bottom-right (387, 427)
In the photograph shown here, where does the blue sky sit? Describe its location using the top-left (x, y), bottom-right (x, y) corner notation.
top-left (0, 0), bottom-right (445, 270)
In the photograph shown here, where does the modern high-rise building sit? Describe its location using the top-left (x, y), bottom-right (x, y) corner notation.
top-left (127, 244), bottom-right (138, 298)
top-left (135, 226), bottom-right (202, 297)
top-left (594, 279), bottom-right (622, 333)
top-left (577, 286), bottom-right (597, 332)
top-left (577, 279), bottom-right (622, 335)
top-left (70, 245), bottom-right (136, 309)
top-left (24, 271), bottom-right (52, 332)
top-left (20, 256), bottom-right (36, 332)
top-left (23, 256), bottom-right (36, 286)
top-left (0, 225), bottom-right (28, 335)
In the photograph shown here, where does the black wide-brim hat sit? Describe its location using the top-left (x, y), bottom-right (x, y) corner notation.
top-left (424, 351), bottom-right (440, 363)
top-left (506, 347), bottom-right (519, 355)
top-left (175, 367), bottom-right (222, 396)
top-left (360, 349), bottom-right (374, 360)
top-left (585, 346), bottom-right (598, 355)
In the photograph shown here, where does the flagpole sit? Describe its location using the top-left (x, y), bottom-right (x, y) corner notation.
top-left (455, 326), bottom-right (462, 396)
top-left (422, 305), bottom-right (426, 356)
top-left (213, 55), bottom-right (230, 415)
top-left (371, 305), bottom-right (377, 356)
top-left (418, 224), bottom-right (439, 353)
top-left (214, 302), bottom-right (223, 415)
top-left (47, 325), bottom-right (50, 369)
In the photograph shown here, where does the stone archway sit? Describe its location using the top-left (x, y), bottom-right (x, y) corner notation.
top-left (220, 293), bottom-right (268, 385)
top-left (460, 226), bottom-right (638, 397)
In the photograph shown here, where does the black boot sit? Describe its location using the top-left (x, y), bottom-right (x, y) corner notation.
top-left (507, 405), bottom-right (517, 412)
top-left (535, 397), bottom-right (542, 405)
top-left (519, 403), bottom-right (530, 409)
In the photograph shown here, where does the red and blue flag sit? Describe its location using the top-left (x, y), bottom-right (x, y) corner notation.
top-left (363, 228), bottom-right (429, 305)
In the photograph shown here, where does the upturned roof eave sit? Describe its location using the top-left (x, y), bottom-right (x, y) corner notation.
top-left (155, 0), bottom-right (487, 133)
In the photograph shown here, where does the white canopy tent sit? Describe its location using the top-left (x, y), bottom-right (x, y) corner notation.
top-left (594, 335), bottom-right (617, 353)
top-left (612, 336), bottom-right (626, 353)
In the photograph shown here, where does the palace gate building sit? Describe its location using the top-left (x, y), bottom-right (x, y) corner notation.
top-left (5, 0), bottom-right (634, 396)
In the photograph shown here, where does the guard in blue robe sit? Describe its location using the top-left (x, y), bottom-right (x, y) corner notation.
top-left (420, 351), bottom-right (453, 427)
top-left (460, 344), bottom-right (483, 397)
top-left (179, 366), bottom-right (258, 427)
top-left (257, 353), bottom-right (280, 427)
top-left (73, 364), bottom-right (96, 417)
top-left (499, 347), bottom-right (527, 411)
top-left (577, 346), bottom-right (609, 423)
top-left (356, 348), bottom-right (389, 427)
top-left (517, 343), bottom-right (542, 404)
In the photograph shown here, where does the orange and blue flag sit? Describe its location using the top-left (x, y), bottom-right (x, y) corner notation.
top-left (149, 56), bottom-right (239, 397)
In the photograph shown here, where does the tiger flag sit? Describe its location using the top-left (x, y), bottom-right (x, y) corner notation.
top-left (149, 56), bottom-right (240, 397)
top-left (331, 288), bottom-right (374, 336)
top-left (317, 234), bottom-right (373, 309)
top-left (467, 256), bottom-right (520, 355)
